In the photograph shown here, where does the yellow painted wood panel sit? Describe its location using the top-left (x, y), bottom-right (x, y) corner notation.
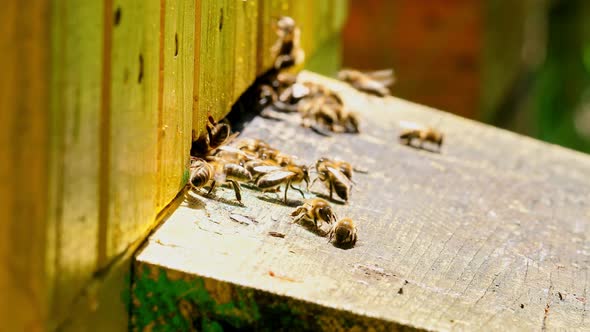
top-left (47, 1), bottom-right (104, 326)
top-left (0, 1), bottom-right (347, 330)
top-left (257, 0), bottom-right (292, 72)
top-left (0, 1), bottom-right (51, 331)
top-left (106, 0), bottom-right (160, 263)
top-left (193, 0), bottom-right (237, 139)
top-left (192, 0), bottom-right (349, 138)
top-left (157, 0), bottom-right (195, 210)
top-left (233, 0), bottom-right (259, 100)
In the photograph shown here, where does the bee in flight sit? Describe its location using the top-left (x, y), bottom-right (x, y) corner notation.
top-left (291, 198), bottom-right (337, 230)
top-left (328, 217), bottom-right (358, 247)
top-left (398, 121), bottom-right (444, 151)
top-left (338, 68), bottom-right (395, 97)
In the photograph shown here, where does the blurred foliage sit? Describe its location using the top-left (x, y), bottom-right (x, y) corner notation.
top-left (535, 0), bottom-right (590, 153)
top-left (343, 0), bottom-right (590, 154)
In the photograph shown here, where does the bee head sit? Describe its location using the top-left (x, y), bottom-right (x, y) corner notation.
top-left (318, 206), bottom-right (335, 224)
top-left (275, 16), bottom-right (296, 35)
top-left (302, 165), bottom-right (310, 188)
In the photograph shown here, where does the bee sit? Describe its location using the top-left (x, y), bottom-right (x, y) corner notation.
top-left (298, 92), bottom-right (359, 134)
top-left (256, 164), bottom-right (310, 203)
top-left (236, 138), bottom-right (270, 155)
top-left (313, 158), bottom-right (353, 202)
top-left (189, 157), bottom-right (215, 190)
top-left (212, 162), bottom-right (253, 202)
top-left (244, 160), bottom-right (279, 182)
top-left (191, 116), bottom-right (237, 157)
top-left (328, 218), bottom-right (358, 246)
top-left (338, 69), bottom-right (395, 97)
top-left (398, 121), bottom-right (444, 150)
top-left (271, 16), bottom-right (305, 70)
top-left (273, 82), bottom-right (309, 113)
top-left (316, 157), bottom-right (353, 181)
top-left (259, 84), bottom-right (278, 108)
top-left (189, 157), bottom-right (252, 203)
top-left (206, 115), bottom-right (236, 150)
top-left (290, 198), bottom-right (337, 229)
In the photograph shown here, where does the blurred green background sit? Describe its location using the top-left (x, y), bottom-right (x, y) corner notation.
top-left (341, 0), bottom-right (590, 154)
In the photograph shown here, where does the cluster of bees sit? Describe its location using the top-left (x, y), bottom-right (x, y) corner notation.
top-left (260, 73), bottom-right (361, 134)
top-left (189, 115), bottom-right (358, 246)
top-left (188, 17), bottom-right (446, 250)
top-left (267, 16), bottom-right (444, 151)
top-left (260, 17), bottom-right (363, 135)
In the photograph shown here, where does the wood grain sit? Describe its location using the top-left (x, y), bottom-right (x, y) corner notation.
top-left (47, 0), bottom-right (105, 326)
top-left (106, 0), bottom-right (160, 263)
top-left (0, 2), bottom-right (51, 331)
top-left (157, 0), bottom-right (195, 210)
top-left (135, 72), bottom-right (590, 331)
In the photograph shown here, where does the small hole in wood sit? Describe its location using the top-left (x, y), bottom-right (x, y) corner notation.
top-left (174, 33), bottom-right (179, 57)
top-left (114, 7), bottom-right (121, 26)
top-left (219, 8), bottom-right (224, 31)
top-left (138, 54), bottom-right (144, 83)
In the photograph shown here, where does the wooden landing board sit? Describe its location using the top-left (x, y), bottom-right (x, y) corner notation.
top-left (134, 71), bottom-right (590, 331)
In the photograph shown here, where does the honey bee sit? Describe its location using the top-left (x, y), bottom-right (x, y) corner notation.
top-left (298, 91), bottom-right (359, 134)
top-left (317, 157), bottom-right (353, 181)
top-left (338, 68), bottom-right (395, 97)
top-left (271, 16), bottom-right (305, 70)
top-left (273, 82), bottom-right (309, 112)
top-left (399, 121), bottom-right (444, 150)
top-left (259, 84), bottom-right (277, 108)
top-left (328, 218), bottom-right (357, 246)
top-left (290, 198), bottom-right (337, 229)
top-left (236, 138), bottom-right (270, 155)
top-left (189, 157), bottom-right (215, 190)
top-left (189, 157), bottom-right (252, 203)
top-left (192, 116), bottom-right (237, 157)
top-left (313, 158), bottom-right (353, 202)
top-left (256, 164), bottom-right (310, 203)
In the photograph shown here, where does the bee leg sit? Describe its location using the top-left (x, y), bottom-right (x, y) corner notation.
top-left (291, 184), bottom-right (305, 199)
top-left (228, 180), bottom-right (242, 202)
top-left (292, 213), bottom-right (305, 224)
top-left (206, 180), bottom-right (217, 196)
top-left (310, 177), bottom-right (319, 189)
top-left (327, 227), bottom-right (334, 242)
top-left (290, 206), bottom-right (306, 217)
top-left (284, 179), bottom-right (292, 203)
top-left (329, 181), bottom-right (334, 200)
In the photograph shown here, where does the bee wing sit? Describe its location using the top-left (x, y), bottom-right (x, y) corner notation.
top-left (253, 165), bottom-right (282, 174)
top-left (261, 170), bottom-right (295, 182)
top-left (215, 145), bottom-right (253, 158)
top-left (327, 166), bottom-right (352, 186)
top-left (291, 83), bottom-right (310, 99)
top-left (399, 120), bottom-right (426, 131)
top-left (366, 69), bottom-right (395, 80)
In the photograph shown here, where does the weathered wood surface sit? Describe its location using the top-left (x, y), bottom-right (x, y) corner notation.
top-left (135, 72), bottom-right (590, 331)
